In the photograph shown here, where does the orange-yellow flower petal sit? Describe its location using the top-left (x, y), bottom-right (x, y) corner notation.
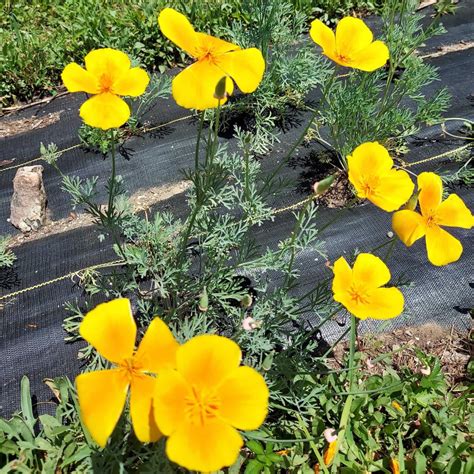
top-left (134, 317), bottom-right (179, 373)
top-left (347, 142), bottom-right (393, 180)
top-left (172, 60), bottom-right (234, 110)
top-left (176, 334), bottom-right (241, 390)
top-left (417, 172), bottom-right (443, 215)
top-left (368, 168), bottom-right (414, 212)
top-left (76, 369), bottom-right (129, 447)
top-left (332, 257), bottom-right (353, 296)
top-left (350, 40), bottom-right (390, 72)
top-left (352, 253), bottom-right (391, 289)
top-left (195, 32), bottom-right (239, 56)
top-left (153, 369), bottom-right (191, 436)
top-left (392, 210), bottom-right (427, 247)
top-left (61, 63), bottom-right (99, 94)
top-left (363, 287), bottom-right (404, 320)
top-left (130, 374), bottom-right (161, 443)
top-left (217, 48), bottom-right (265, 93)
top-left (215, 366), bottom-right (268, 430)
top-left (335, 17), bottom-right (373, 58)
top-left (435, 194), bottom-right (473, 228)
top-left (425, 225), bottom-right (463, 266)
top-left (79, 93), bottom-right (130, 130)
top-left (165, 419), bottom-right (243, 472)
top-left (84, 48), bottom-right (131, 80)
top-left (79, 298), bottom-right (136, 364)
top-left (113, 67), bottom-right (150, 97)
top-left (309, 19), bottom-right (336, 58)
top-left (158, 7), bottom-right (198, 57)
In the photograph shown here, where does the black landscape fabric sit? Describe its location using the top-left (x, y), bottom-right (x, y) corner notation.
top-left (1, 4), bottom-right (473, 417)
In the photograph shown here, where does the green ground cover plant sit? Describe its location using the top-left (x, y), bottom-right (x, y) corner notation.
top-left (1, 1), bottom-right (473, 473)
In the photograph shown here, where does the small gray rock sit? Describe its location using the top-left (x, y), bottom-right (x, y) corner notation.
top-left (10, 165), bottom-right (47, 233)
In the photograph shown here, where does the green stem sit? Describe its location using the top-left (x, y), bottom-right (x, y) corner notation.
top-left (296, 414), bottom-right (329, 474)
top-left (195, 111), bottom-right (205, 171)
top-left (107, 130), bottom-right (116, 221)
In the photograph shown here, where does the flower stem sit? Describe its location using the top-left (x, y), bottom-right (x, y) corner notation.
top-left (107, 130), bottom-right (116, 221)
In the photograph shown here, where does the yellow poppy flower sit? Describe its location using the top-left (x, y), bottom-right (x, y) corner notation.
top-left (332, 253), bottom-right (404, 320)
top-left (323, 440), bottom-right (338, 466)
top-left (348, 142), bottom-right (414, 212)
top-left (61, 48), bottom-right (150, 130)
top-left (76, 298), bottom-right (179, 447)
top-left (158, 8), bottom-right (265, 110)
top-left (310, 17), bottom-right (389, 71)
top-left (392, 172), bottom-right (473, 266)
top-left (153, 334), bottom-right (269, 472)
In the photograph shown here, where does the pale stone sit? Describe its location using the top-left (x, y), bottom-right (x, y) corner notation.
top-left (10, 165), bottom-right (47, 232)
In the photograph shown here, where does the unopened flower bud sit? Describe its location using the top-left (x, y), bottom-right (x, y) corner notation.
top-left (214, 76), bottom-right (228, 100)
top-left (404, 190), bottom-right (420, 211)
top-left (240, 294), bottom-right (253, 308)
top-left (198, 287), bottom-right (208, 312)
top-left (313, 174), bottom-right (335, 195)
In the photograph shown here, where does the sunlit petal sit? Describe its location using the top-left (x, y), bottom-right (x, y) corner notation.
top-left (79, 93), bottom-right (130, 130)
top-left (425, 225), bottom-right (463, 266)
top-left (332, 256), bottom-right (353, 296)
top-left (436, 194), bottom-right (473, 229)
top-left (364, 287), bottom-right (404, 319)
top-left (336, 17), bottom-right (373, 58)
top-left (113, 67), bottom-right (150, 97)
top-left (217, 48), bottom-right (265, 93)
top-left (216, 366), bottom-right (268, 430)
top-left (85, 48), bottom-right (131, 81)
top-left (172, 60), bottom-right (233, 110)
top-left (347, 142), bottom-right (393, 178)
top-left (61, 63), bottom-right (99, 94)
top-left (350, 41), bottom-right (389, 71)
top-left (79, 298), bottom-right (136, 364)
top-left (158, 8), bottom-right (198, 57)
top-left (76, 369), bottom-right (129, 448)
top-left (166, 419), bottom-right (243, 473)
top-left (177, 334), bottom-right (241, 390)
top-left (195, 32), bottom-right (239, 56)
top-left (369, 168), bottom-right (414, 212)
top-left (310, 19), bottom-right (336, 57)
top-left (153, 369), bottom-right (190, 436)
top-left (135, 317), bottom-right (179, 374)
top-left (392, 210), bottom-right (426, 247)
top-left (417, 172), bottom-right (443, 216)
top-left (353, 253), bottom-right (391, 289)
top-left (130, 374), bottom-right (161, 443)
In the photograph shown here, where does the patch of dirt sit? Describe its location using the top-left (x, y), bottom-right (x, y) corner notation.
top-left (7, 181), bottom-right (191, 247)
top-left (332, 323), bottom-right (472, 385)
top-left (420, 40), bottom-right (474, 59)
top-left (0, 111), bottom-right (62, 138)
top-left (316, 171), bottom-right (355, 208)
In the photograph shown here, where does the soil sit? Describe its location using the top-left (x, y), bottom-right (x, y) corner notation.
top-left (0, 111), bottom-right (62, 138)
top-left (331, 323), bottom-right (473, 385)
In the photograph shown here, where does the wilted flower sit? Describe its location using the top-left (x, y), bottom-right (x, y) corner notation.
top-left (332, 253), bottom-right (404, 320)
top-left (62, 48), bottom-right (149, 129)
top-left (323, 428), bottom-right (338, 443)
top-left (153, 335), bottom-right (269, 472)
top-left (158, 8), bottom-right (265, 110)
top-left (76, 298), bottom-right (178, 447)
top-left (323, 440), bottom-right (338, 466)
top-left (347, 142), bottom-right (414, 212)
top-left (392, 172), bottom-right (473, 266)
top-left (310, 17), bottom-right (389, 71)
top-left (390, 458), bottom-right (401, 474)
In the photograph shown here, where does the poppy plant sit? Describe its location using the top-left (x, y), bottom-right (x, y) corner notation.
top-left (153, 334), bottom-right (269, 472)
top-left (61, 48), bottom-right (149, 130)
top-left (158, 8), bottom-right (265, 110)
top-left (310, 17), bottom-right (389, 71)
top-left (76, 298), bottom-right (179, 447)
top-left (392, 172), bottom-right (473, 266)
top-left (347, 142), bottom-right (414, 212)
top-left (332, 253), bottom-right (404, 320)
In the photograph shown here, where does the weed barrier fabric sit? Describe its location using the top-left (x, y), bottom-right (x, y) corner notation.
top-left (1, 11), bottom-right (474, 417)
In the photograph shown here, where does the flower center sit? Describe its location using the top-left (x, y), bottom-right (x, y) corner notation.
top-left (99, 73), bottom-right (114, 93)
top-left (336, 53), bottom-right (351, 64)
top-left (185, 385), bottom-right (221, 426)
top-left (118, 356), bottom-right (143, 381)
top-left (424, 212), bottom-right (439, 228)
top-left (360, 176), bottom-right (379, 197)
top-left (349, 285), bottom-right (370, 305)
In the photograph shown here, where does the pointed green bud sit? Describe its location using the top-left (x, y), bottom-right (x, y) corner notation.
top-left (313, 174), bottom-right (335, 195)
top-left (213, 76), bottom-right (228, 100)
top-left (198, 286), bottom-right (208, 312)
top-left (262, 351), bottom-right (274, 371)
top-left (404, 189), bottom-right (420, 211)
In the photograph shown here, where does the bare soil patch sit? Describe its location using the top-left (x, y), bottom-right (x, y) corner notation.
top-left (0, 111), bottom-right (62, 138)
